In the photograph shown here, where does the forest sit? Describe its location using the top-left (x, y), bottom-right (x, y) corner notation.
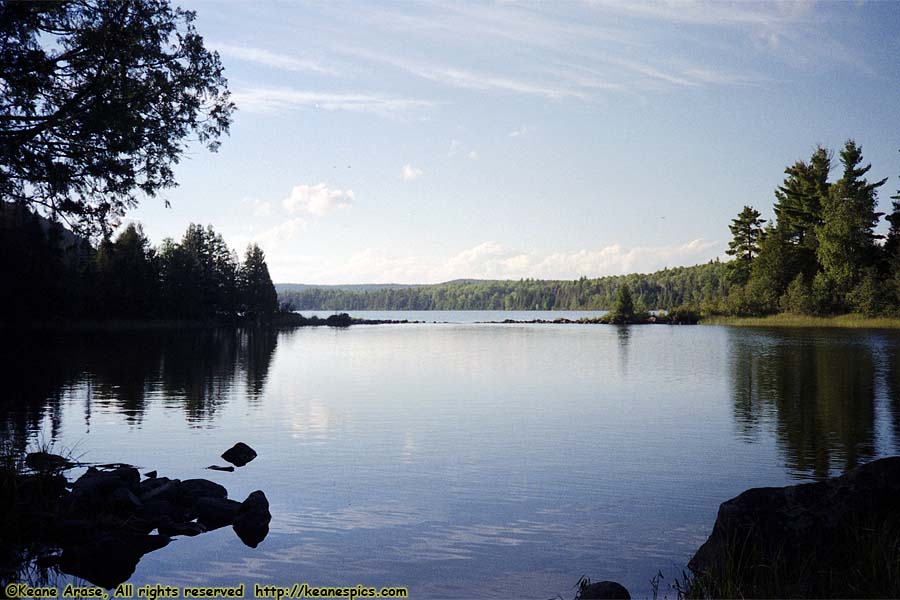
top-left (0, 203), bottom-right (278, 322)
top-left (281, 140), bottom-right (900, 318)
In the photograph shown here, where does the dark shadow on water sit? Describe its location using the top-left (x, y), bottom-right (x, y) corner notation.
top-left (727, 328), bottom-right (886, 479)
top-left (0, 327), bottom-right (278, 452)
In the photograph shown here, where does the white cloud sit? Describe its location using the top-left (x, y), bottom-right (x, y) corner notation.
top-left (509, 126), bottom-right (529, 137)
top-left (228, 218), bottom-right (309, 257)
top-left (282, 183), bottom-right (354, 216)
top-left (448, 139), bottom-right (461, 157)
top-left (214, 42), bottom-right (337, 75)
top-left (270, 238), bottom-right (722, 283)
top-left (467, 150), bottom-right (479, 160)
top-left (231, 87), bottom-right (434, 117)
top-left (401, 164), bottom-right (423, 181)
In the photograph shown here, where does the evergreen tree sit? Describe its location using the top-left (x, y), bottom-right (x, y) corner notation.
top-left (239, 244), bottom-right (278, 319)
top-left (816, 140), bottom-right (887, 309)
top-left (610, 283), bottom-right (635, 323)
top-left (726, 205), bottom-right (765, 284)
top-left (744, 225), bottom-right (794, 314)
top-left (773, 147), bottom-right (831, 279)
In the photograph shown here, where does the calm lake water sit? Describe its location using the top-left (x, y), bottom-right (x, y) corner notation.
top-left (4, 314), bottom-right (900, 598)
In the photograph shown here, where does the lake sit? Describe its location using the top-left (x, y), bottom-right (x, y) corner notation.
top-left (4, 314), bottom-right (900, 598)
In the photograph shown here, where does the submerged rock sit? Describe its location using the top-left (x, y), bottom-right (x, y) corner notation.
top-left (232, 490), bottom-right (271, 548)
top-left (206, 464), bottom-right (235, 472)
top-left (577, 581), bottom-right (630, 600)
top-left (221, 442), bottom-right (257, 467)
top-left (689, 456), bottom-right (900, 598)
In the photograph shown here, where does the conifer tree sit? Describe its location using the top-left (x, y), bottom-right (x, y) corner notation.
top-left (816, 140), bottom-right (887, 308)
top-left (726, 205), bottom-right (765, 284)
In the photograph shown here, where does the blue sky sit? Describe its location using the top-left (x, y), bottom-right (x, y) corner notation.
top-left (128, 0), bottom-right (900, 284)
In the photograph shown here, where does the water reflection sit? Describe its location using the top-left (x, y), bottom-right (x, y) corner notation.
top-left (727, 328), bottom-right (886, 479)
top-left (0, 328), bottom-right (277, 451)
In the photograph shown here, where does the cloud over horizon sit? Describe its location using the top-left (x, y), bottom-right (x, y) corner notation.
top-left (282, 183), bottom-right (354, 216)
top-left (263, 238), bottom-right (722, 284)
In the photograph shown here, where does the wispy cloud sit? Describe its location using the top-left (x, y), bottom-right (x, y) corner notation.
top-left (214, 42), bottom-right (338, 75)
top-left (242, 197), bottom-right (272, 217)
top-left (282, 183), bottom-right (354, 216)
top-left (401, 164), bottom-right (423, 181)
top-left (509, 126), bottom-right (529, 137)
top-left (254, 218), bottom-right (308, 250)
top-left (231, 87), bottom-right (435, 117)
top-left (587, 0), bottom-right (817, 28)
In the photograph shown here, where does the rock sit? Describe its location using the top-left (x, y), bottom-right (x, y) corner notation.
top-left (221, 442), bottom-right (257, 467)
top-left (139, 478), bottom-right (180, 502)
top-left (206, 464), bottom-right (235, 472)
top-left (232, 490), bottom-right (271, 548)
top-left (578, 581), bottom-right (630, 600)
top-left (689, 456), bottom-right (900, 598)
top-left (68, 469), bottom-right (131, 516)
top-left (178, 478), bottom-right (227, 505)
top-left (25, 451), bottom-right (74, 472)
top-left (144, 470), bottom-right (157, 479)
top-left (137, 498), bottom-right (188, 526)
top-left (193, 497), bottom-right (241, 529)
top-left (107, 487), bottom-right (141, 515)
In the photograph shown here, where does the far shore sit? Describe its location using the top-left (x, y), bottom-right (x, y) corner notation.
top-left (702, 313), bottom-right (900, 329)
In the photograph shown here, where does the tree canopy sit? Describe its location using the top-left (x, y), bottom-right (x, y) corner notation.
top-left (0, 0), bottom-right (233, 237)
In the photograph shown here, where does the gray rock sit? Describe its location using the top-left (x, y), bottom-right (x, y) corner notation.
top-left (689, 456), bottom-right (900, 598)
top-left (232, 490), bottom-right (271, 548)
top-left (578, 581), bottom-right (630, 600)
top-left (221, 442), bottom-right (257, 467)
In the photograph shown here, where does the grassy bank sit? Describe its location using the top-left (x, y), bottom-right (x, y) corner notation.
top-left (702, 313), bottom-right (900, 329)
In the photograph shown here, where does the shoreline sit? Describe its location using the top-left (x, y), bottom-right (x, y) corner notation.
top-left (701, 313), bottom-right (900, 329)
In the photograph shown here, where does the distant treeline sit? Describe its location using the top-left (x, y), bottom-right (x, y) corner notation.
top-left (281, 140), bottom-right (900, 317)
top-left (278, 262), bottom-right (732, 311)
top-left (0, 203), bottom-right (278, 322)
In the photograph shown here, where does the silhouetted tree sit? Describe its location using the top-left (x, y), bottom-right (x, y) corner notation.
top-left (0, 0), bottom-right (233, 236)
top-left (239, 244), bottom-right (278, 320)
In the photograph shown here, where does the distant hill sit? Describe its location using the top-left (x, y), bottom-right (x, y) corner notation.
top-left (274, 279), bottom-right (497, 293)
top-left (276, 262), bottom-right (732, 311)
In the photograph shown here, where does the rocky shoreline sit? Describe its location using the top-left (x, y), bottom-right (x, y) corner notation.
top-left (1, 444), bottom-right (270, 589)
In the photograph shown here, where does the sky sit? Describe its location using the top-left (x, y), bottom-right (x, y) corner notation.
top-left (127, 0), bottom-right (900, 284)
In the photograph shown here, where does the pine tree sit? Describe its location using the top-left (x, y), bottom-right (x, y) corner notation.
top-left (726, 205), bottom-right (765, 284)
top-left (773, 147), bottom-right (831, 279)
top-left (239, 244), bottom-right (278, 320)
top-left (610, 283), bottom-right (635, 323)
top-left (816, 140), bottom-right (887, 309)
